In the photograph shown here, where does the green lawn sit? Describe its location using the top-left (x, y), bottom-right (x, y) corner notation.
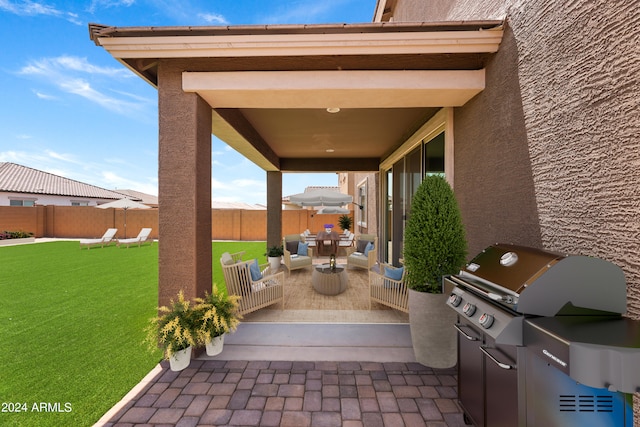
top-left (0, 240), bottom-right (267, 427)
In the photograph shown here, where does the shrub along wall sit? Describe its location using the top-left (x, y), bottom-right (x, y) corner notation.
top-left (0, 206), bottom-right (353, 241)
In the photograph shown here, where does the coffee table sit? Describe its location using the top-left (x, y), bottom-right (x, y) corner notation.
top-left (312, 264), bottom-right (348, 295)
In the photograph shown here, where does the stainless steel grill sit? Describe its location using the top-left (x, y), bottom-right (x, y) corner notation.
top-left (445, 243), bottom-right (640, 427)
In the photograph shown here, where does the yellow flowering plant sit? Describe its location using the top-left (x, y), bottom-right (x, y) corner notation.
top-left (146, 290), bottom-right (198, 359)
top-left (193, 288), bottom-right (241, 345)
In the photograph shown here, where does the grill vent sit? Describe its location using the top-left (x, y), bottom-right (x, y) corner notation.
top-left (559, 395), bottom-right (614, 413)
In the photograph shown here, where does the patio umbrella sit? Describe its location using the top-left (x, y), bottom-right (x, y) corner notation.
top-left (97, 198), bottom-right (150, 238)
top-left (316, 207), bottom-right (350, 214)
top-left (289, 189), bottom-right (353, 207)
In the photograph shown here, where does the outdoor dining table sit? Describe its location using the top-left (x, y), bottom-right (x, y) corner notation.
top-left (315, 230), bottom-right (340, 256)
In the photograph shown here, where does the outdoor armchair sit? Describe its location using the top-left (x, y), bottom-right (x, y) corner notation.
top-left (283, 234), bottom-right (313, 273)
top-left (116, 227), bottom-right (153, 248)
top-left (346, 234), bottom-right (377, 270)
top-left (79, 228), bottom-right (118, 249)
top-left (369, 263), bottom-right (409, 313)
top-left (220, 253), bottom-right (284, 316)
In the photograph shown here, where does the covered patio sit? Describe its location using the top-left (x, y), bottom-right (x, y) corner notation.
top-left (89, 20), bottom-right (504, 307)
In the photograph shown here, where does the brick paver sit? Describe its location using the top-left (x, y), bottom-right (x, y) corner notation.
top-left (100, 360), bottom-right (463, 426)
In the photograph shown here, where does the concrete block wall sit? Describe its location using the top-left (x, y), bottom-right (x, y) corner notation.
top-left (0, 206), bottom-right (354, 242)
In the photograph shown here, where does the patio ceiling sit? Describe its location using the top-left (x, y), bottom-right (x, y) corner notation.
top-left (90, 21), bottom-right (504, 172)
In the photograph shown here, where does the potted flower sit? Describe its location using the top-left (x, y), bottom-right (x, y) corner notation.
top-left (194, 288), bottom-right (241, 356)
top-left (403, 175), bottom-right (467, 368)
top-left (265, 245), bottom-right (284, 271)
top-left (146, 290), bottom-right (198, 371)
top-left (338, 215), bottom-right (353, 232)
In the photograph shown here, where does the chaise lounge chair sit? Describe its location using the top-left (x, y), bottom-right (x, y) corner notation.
top-left (79, 228), bottom-right (118, 249)
top-left (117, 228), bottom-right (153, 248)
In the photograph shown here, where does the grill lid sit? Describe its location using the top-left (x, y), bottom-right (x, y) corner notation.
top-left (461, 244), bottom-right (565, 294)
top-left (457, 244), bottom-right (628, 316)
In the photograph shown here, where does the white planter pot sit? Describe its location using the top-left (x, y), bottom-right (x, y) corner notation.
top-left (205, 334), bottom-right (225, 356)
top-left (408, 289), bottom-right (457, 369)
top-left (268, 256), bottom-right (281, 271)
top-left (169, 346), bottom-right (192, 371)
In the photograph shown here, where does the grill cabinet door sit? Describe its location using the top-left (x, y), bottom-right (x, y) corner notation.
top-left (484, 337), bottom-right (518, 427)
top-left (456, 317), bottom-right (484, 426)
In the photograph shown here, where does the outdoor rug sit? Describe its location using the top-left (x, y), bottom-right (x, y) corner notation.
top-left (241, 260), bottom-right (410, 324)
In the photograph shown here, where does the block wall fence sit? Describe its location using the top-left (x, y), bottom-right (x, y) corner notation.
top-left (0, 206), bottom-right (354, 241)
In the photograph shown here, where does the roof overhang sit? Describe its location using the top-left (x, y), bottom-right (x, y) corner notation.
top-left (90, 21), bottom-right (504, 172)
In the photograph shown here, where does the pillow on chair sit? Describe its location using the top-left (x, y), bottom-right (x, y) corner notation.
top-left (356, 240), bottom-right (367, 253)
top-left (286, 241), bottom-right (299, 254)
top-left (384, 266), bottom-right (404, 281)
top-left (298, 242), bottom-right (309, 256)
top-left (364, 241), bottom-right (374, 256)
top-left (249, 259), bottom-right (263, 281)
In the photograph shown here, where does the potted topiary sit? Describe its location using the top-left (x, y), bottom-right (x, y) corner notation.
top-left (338, 214), bottom-right (353, 233)
top-left (146, 290), bottom-right (198, 371)
top-left (193, 288), bottom-right (241, 356)
top-left (265, 245), bottom-right (284, 271)
top-left (403, 175), bottom-right (467, 368)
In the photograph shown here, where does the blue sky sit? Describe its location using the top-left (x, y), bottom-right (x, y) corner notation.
top-left (0, 0), bottom-right (377, 204)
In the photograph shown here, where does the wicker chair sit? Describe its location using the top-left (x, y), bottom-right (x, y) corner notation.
top-left (220, 252), bottom-right (284, 316)
top-left (369, 263), bottom-right (409, 313)
top-left (346, 234), bottom-right (378, 270)
top-left (283, 234), bottom-right (313, 273)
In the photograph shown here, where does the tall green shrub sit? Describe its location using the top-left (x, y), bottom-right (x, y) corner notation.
top-left (403, 175), bottom-right (467, 293)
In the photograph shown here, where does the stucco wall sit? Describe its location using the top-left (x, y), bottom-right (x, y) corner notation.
top-left (393, 0), bottom-right (640, 317)
top-left (393, 0), bottom-right (640, 420)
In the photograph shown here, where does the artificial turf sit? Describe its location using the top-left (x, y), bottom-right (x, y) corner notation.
top-left (0, 240), bottom-right (267, 426)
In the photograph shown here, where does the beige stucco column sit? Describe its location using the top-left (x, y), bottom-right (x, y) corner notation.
top-left (266, 171), bottom-right (282, 248)
top-left (157, 60), bottom-right (212, 307)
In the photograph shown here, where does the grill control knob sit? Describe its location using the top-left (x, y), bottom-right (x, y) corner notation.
top-left (479, 313), bottom-right (494, 329)
top-left (449, 293), bottom-right (462, 307)
top-left (463, 302), bottom-right (476, 317)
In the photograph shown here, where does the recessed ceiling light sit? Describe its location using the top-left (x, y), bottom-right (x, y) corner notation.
top-left (326, 107), bottom-right (340, 113)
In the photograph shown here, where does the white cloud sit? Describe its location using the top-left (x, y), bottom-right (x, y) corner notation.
top-left (0, 0), bottom-right (61, 16)
top-left (87, 0), bottom-right (135, 13)
top-left (18, 55), bottom-right (151, 116)
top-left (199, 12), bottom-right (228, 24)
top-left (211, 178), bottom-right (231, 190)
top-left (260, 0), bottom-right (346, 24)
top-left (232, 178), bottom-right (265, 189)
top-left (45, 149), bottom-right (78, 164)
top-left (33, 90), bottom-right (57, 100)
top-left (0, 0), bottom-right (82, 24)
top-left (21, 56), bottom-right (130, 78)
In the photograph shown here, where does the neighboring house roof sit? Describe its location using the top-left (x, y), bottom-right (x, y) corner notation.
top-left (212, 201), bottom-right (266, 210)
top-left (0, 162), bottom-right (129, 200)
top-left (114, 189), bottom-right (158, 205)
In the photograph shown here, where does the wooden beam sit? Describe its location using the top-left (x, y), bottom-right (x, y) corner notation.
top-left (280, 158), bottom-right (380, 172)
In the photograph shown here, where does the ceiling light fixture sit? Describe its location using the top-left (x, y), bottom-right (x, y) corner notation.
top-left (326, 107), bottom-right (340, 113)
